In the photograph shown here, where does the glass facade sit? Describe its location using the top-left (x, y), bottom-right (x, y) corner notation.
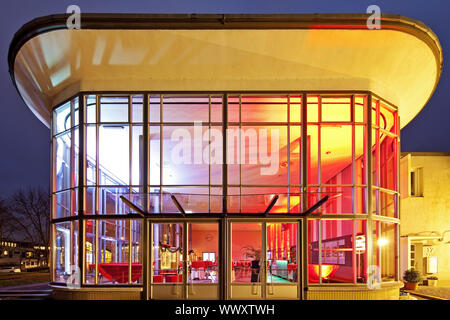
top-left (51, 92), bottom-right (399, 296)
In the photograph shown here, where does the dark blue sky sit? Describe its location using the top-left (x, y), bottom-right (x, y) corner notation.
top-left (0, 0), bottom-right (448, 196)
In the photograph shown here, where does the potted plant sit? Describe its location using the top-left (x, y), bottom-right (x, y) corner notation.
top-left (403, 268), bottom-right (422, 290)
top-left (427, 276), bottom-right (438, 287)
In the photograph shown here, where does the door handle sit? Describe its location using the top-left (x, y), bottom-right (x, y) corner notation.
top-left (268, 283), bottom-right (274, 295)
top-left (251, 283), bottom-right (258, 295)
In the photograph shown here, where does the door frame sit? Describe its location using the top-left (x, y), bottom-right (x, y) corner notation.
top-left (226, 217), bottom-right (303, 300)
top-left (144, 216), bottom-right (304, 300)
top-left (145, 217), bottom-right (222, 300)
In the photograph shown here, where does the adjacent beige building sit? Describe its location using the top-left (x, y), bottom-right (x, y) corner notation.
top-left (400, 152), bottom-right (450, 286)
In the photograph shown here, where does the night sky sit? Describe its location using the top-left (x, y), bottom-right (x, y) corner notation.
top-left (0, 0), bottom-right (448, 196)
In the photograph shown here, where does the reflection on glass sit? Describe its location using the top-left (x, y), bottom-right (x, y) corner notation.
top-left (54, 101), bottom-right (71, 134)
top-left (55, 132), bottom-right (71, 191)
top-left (54, 222), bottom-right (77, 283)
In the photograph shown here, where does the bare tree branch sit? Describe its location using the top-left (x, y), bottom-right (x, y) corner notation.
top-left (6, 187), bottom-right (50, 256)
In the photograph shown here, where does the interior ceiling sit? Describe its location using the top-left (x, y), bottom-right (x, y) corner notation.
top-left (13, 26), bottom-right (441, 129)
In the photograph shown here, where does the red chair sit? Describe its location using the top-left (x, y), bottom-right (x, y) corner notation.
top-left (153, 275), bottom-right (163, 283)
top-left (165, 275), bottom-right (177, 283)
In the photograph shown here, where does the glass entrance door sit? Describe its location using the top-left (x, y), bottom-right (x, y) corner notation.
top-left (150, 221), bottom-right (220, 300)
top-left (229, 221), bottom-right (300, 300)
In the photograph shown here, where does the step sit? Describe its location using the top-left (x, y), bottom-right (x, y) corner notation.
top-left (0, 290), bottom-right (52, 294)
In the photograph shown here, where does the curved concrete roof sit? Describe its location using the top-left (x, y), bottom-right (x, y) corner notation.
top-left (8, 13), bottom-right (443, 128)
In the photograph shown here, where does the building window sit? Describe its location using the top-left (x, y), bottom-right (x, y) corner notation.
top-left (410, 167), bottom-right (423, 197)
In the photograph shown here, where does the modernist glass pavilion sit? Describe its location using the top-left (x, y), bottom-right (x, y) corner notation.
top-left (9, 14), bottom-right (442, 300)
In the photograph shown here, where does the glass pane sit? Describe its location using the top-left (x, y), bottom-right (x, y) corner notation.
top-left (306, 125), bottom-right (319, 185)
top-left (372, 99), bottom-right (378, 126)
top-left (240, 95), bottom-right (287, 122)
top-left (73, 127), bottom-right (79, 187)
top-left (289, 95), bottom-right (302, 123)
top-left (131, 125), bottom-right (143, 185)
top-left (226, 125), bottom-right (239, 185)
top-left (380, 191), bottom-right (396, 218)
top-left (98, 187), bottom-right (129, 215)
top-left (73, 97), bottom-right (79, 127)
top-left (354, 95), bottom-right (367, 123)
top-left (231, 223), bottom-right (261, 283)
top-left (211, 95), bottom-right (223, 122)
top-left (188, 223), bottom-right (218, 283)
top-left (86, 125), bottom-right (96, 185)
top-left (289, 126), bottom-right (301, 185)
top-left (152, 223), bottom-right (183, 287)
top-left (307, 219), bottom-right (320, 284)
top-left (162, 126), bottom-right (209, 185)
top-left (380, 134), bottom-right (397, 191)
top-left (85, 187), bottom-right (95, 215)
top-left (318, 186), bottom-right (354, 214)
top-left (380, 102), bottom-right (397, 134)
top-left (354, 186), bottom-right (367, 214)
top-left (355, 220), bottom-right (367, 283)
top-left (54, 101), bottom-right (71, 134)
top-left (239, 126), bottom-right (287, 185)
top-left (54, 222), bottom-right (73, 283)
top-left (379, 222), bottom-right (397, 282)
top-left (163, 95), bottom-right (209, 122)
top-left (149, 95), bottom-right (161, 123)
top-left (86, 95), bottom-right (97, 123)
top-left (84, 220), bottom-right (95, 283)
top-left (321, 96), bottom-right (351, 122)
top-left (132, 95), bottom-right (143, 123)
top-left (320, 220), bottom-right (354, 283)
top-left (99, 125), bottom-right (130, 185)
top-left (131, 220), bottom-right (142, 284)
top-left (355, 125), bottom-right (366, 185)
top-left (321, 125), bottom-right (352, 185)
top-left (149, 126), bottom-right (161, 185)
top-left (227, 95), bottom-right (239, 123)
top-left (55, 132), bottom-right (71, 191)
top-left (100, 96), bottom-right (129, 122)
top-left (97, 220), bottom-right (130, 284)
top-left (239, 187), bottom-right (288, 214)
top-left (267, 222), bottom-right (297, 283)
top-left (161, 187), bottom-right (209, 214)
top-left (307, 96), bottom-right (319, 122)
top-left (54, 190), bottom-right (70, 219)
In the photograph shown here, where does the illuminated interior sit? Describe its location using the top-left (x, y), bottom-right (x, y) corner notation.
top-left (51, 92), bottom-right (399, 289)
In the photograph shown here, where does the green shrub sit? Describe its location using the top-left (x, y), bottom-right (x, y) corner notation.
top-left (403, 268), bottom-right (422, 283)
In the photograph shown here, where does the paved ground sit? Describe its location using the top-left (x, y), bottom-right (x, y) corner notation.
top-left (412, 286), bottom-right (450, 300)
top-left (0, 282), bottom-right (50, 291)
